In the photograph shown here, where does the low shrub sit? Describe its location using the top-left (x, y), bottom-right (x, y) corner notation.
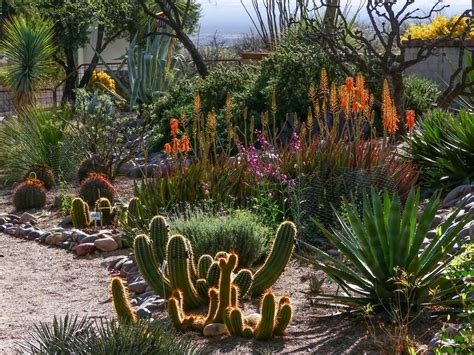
top-left (403, 75), bottom-right (440, 116)
top-left (408, 109), bottom-right (474, 188)
top-left (171, 209), bottom-right (272, 268)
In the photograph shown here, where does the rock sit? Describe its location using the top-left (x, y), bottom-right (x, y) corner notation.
top-left (121, 260), bottom-right (136, 273)
top-left (114, 257), bottom-right (128, 271)
top-left (244, 313), bottom-right (262, 327)
top-left (74, 243), bottom-right (96, 256)
top-left (431, 215), bottom-right (443, 228)
top-left (58, 215), bottom-right (73, 227)
top-left (118, 161), bottom-right (137, 176)
top-left (136, 307), bottom-right (152, 319)
top-left (421, 238), bottom-right (431, 249)
top-left (101, 255), bottom-right (128, 269)
top-left (71, 229), bottom-right (89, 242)
top-left (79, 235), bottom-right (101, 244)
top-left (128, 280), bottom-right (147, 294)
top-left (460, 193), bottom-right (474, 206)
top-left (20, 227), bottom-right (33, 238)
top-left (141, 298), bottom-right (165, 312)
top-left (458, 226), bottom-right (471, 239)
top-left (19, 212), bottom-right (37, 224)
top-left (443, 185), bottom-right (474, 208)
top-left (127, 271), bottom-right (142, 284)
top-left (203, 323), bottom-right (227, 337)
top-left (426, 229), bottom-right (438, 240)
top-left (45, 233), bottom-right (69, 245)
top-left (38, 232), bottom-right (51, 243)
top-left (470, 223), bottom-right (474, 241)
top-left (27, 230), bottom-right (44, 240)
top-left (0, 217), bottom-right (6, 225)
top-left (127, 164), bottom-right (161, 179)
top-left (94, 237), bottom-right (119, 252)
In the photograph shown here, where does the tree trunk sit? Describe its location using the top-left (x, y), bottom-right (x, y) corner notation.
top-left (78, 25), bottom-right (105, 89)
top-left (323, 0), bottom-right (340, 31)
top-left (62, 48), bottom-right (78, 103)
top-left (391, 72), bottom-right (406, 135)
top-left (177, 31), bottom-right (208, 78)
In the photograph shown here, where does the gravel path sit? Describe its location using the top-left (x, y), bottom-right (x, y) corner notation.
top-left (0, 233), bottom-right (114, 353)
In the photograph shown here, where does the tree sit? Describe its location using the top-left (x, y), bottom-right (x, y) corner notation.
top-left (138, 0), bottom-right (208, 78)
top-left (304, 0), bottom-right (472, 133)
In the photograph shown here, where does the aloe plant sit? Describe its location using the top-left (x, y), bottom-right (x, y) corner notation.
top-left (300, 188), bottom-right (469, 311)
top-left (97, 28), bottom-right (180, 110)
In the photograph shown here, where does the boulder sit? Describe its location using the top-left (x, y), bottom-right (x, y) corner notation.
top-left (19, 212), bottom-right (37, 224)
top-left (443, 185), bottom-right (474, 208)
top-left (94, 237), bottom-right (119, 252)
top-left (74, 243), bottom-right (96, 256)
top-left (203, 323), bottom-right (227, 337)
top-left (45, 233), bottom-right (69, 245)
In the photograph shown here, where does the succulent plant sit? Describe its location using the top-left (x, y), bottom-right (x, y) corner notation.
top-left (71, 197), bottom-right (90, 229)
top-left (95, 197), bottom-right (114, 225)
top-left (23, 164), bottom-right (55, 190)
top-left (127, 197), bottom-right (143, 228)
top-left (12, 173), bottom-right (47, 211)
top-left (79, 173), bottom-right (115, 206)
top-left (110, 277), bottom-right (136, 324)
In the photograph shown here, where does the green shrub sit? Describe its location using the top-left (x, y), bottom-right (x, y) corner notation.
top-left (403, 75), bottom-right (440, 116)
top-left (408, 109), bottom-right (474, 188)
top-left (171, 209), bottom-right (272, 268)
top-left (300, 188), bottom-right (470, 311)
top-left (18, 315), bottom-right (194, 354)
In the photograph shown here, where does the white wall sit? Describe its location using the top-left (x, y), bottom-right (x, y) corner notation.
top-left (78, 28), bottom-right (130, 67)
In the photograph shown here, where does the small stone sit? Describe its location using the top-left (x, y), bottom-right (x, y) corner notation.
top-left (203, 323), bottom-right (227, 337)
top-left (74, 243), bottom-right (96, 256)
top-left (470, 223), bottom-right (474, 241)
top-left (101, 255), bottom-right (128, 269)
top-left (127, 271), bottom-right (142, 284)
top-left (45, 233), bottom-right (69, 245)
top-left (142, 298), bottom-right (165, 312)
top-left (421, 238), bottom-right (431, 249)
top-left (121, 260), bottom-right (136, 273)
top-left (458, 227), bottom-right (470, 239)
top-left (19, 212), bottom-right (37, 224)
top-left (38, 232), bottom-right (51, 243)
top-left (79, 235), bottom-right (101, 244)
top-left (128, 280), bottom-right (147, 294)
top-left (136, 307), bottom-right (152, 319)
top-left (114, 257), bottom-right (128, 271)
top-left (94, 237), bottom-right (119, 252)
top-left (58, 215), bottom-right (73, 227)
top-left (443, 185), bottom-right (474, 208)
top-left (431, 215), bottom-right (443, 228)
top-left (0, 217), bottom-right (6, 225)
top-left (71, 230), bottom-right (89, 242)
top-left (426, 229), bottom-right (437, 240)
top-left (27, 230), bottom-right (44, 240)
top-left (327, 249), bottom-right (340, 257)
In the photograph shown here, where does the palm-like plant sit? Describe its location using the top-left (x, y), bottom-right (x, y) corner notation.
top-left (0, 16), bottom-right (56, 108)
top-left (300, 188), bottom-right (469, 311)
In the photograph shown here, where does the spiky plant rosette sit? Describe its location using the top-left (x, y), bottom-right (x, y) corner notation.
top-left (79, 173), bottom-right (115, 206)
top-left (23, 164), bottom-right (55, 190)
top-left (12, 174), bottom-right (47, 210)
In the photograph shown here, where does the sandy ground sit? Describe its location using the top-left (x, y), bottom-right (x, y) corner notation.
top-left (0, 233), bottom-right (114, 354)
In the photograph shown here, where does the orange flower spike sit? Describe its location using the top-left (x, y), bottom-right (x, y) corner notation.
top-left (406, 110), bottom-right (416, 131)
top-left (164, 143), bottom-right (172, 155)
top-left (320, 68), bottom-right (329, 95)
top-left (345, 76), bottom-right (354, 92)
top-left (181, 135), bottom-right (191, 152)
top-left (172, 138), bottom-right (180, 153)
top-left (329, 82), bottom-right (338, 113)
top-left (339, 85), bottom-right (349, 112)
top-left (170, 118), bottom-right (179, 136)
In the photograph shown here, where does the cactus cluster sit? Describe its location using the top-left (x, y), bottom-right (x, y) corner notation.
top-left (95, 197), bottom-right (114, 225)
top-left (12, 174), bottom-right (47, 211)
top-left (79, 173), bottom-right (115, 206)
top-left (71, 197), bottom-right (90, 228)
top-left (167, 252), bottom-right (293, 340)
top-left (133, 216), bottom-right (296, 308)
top-left (23, 164), bottom-right (55, 191)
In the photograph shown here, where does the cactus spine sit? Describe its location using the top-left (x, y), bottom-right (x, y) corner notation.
top-left (234, 269), bottom-right (253, 297)
top-left (110, 277), bottom-right (137, 324)
top-left (71, 197), bottom-right (90, 228)
top-left (251, 221), bottom-right (296, 295)
top-left (206, 261), bottom-right (220, 288)
top-left (149, 215), bottom-right (169, 265)
top-left (198, 255), bottom-right (213, 279)
top-left (95, 197), bottom-right (113, 225)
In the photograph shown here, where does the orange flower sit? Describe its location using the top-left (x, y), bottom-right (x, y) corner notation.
top-left (329, 82), bottom-right (338, 113)
top-left (181, 135), bottom-right (191, 152)
top-left (320, 68), bottom-right (329, 95)
top-left (172, 138), bottom-right (179, 153)
top-left (339, 85), bottom-right (349, 112)
top-left (164, 143), bottom-right (172, 155)
top-left (170, 118), bottom-right (179, 136)
top-left (384, 105), bottom-right (399, 134)
top-left (345, 77), bottom-right (354, 92)
top-left (406, 110), bottom-right (416, 131)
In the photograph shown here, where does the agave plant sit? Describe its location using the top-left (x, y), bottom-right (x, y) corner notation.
top-left (0, 16), bottom-right (56, 108)
top-left (408, 109), bottom-right (474, 188)
top-left (98, 27), bottom-right (180, 110)
top-left (300, 188), bottom-right (469, 311)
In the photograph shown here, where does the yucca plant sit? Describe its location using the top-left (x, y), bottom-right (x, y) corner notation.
top-left (407, 109), bottom-right (474, 188)
top-left (0, 16), bottom-right (56, 108)
top-left (300, 188), bottom-right (470, 311)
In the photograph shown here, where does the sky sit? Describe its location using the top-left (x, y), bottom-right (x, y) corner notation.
top-left (195, 0), bottom-right (474, 43)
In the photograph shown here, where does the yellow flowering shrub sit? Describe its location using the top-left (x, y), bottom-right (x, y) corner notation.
top-left (88, 70), bottom-right (116, 93)
top-left (402, 15), bottom-right (473, 41)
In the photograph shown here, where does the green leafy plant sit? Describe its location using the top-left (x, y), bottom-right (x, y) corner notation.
top-left (171, 209), bottom-right (272, 269)
top-left (300, 188), bottom-right (470, 311)
top-left (403, 75), bottom-right (440, 116)
top-left (0, 16), bottom-right (56, 108)
top-left (408, 109), bottom-right (474, 188)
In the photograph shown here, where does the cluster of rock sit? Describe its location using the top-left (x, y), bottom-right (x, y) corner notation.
top-left (102, 255), bottom-right (164, 319)
top-left (0, 212), bottom-right (125, 256)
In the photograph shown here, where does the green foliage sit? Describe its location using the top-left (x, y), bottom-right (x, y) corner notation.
top-left (18, 315), bottom-right (194, 354)
top-left (403, 75), bottom-right (440, 116)
top-left (408, 109), bottom-right (474, 188)
top-left (0, 16), bottom-right (56, 107)
top-left (301, 188), bottom-right (470, 311)
top-left (12, 180), bottom-right (47, 211)
top-left (0, 108), bottom-right (82, 183)
top-left (171, 209), bottom-right (273, 269)
top-left (79, 174), bottom-right (115, 206)
top-left (23, 164), bottom-right (55, 190)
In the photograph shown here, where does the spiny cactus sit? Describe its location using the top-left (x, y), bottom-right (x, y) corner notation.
top-left (234, 269), bottom-right (253, 297)
top-left (251, 221), bottom-right (296, 295)
top-left (127, 197), bottom-right (143, 228)
top-left (110, 277), bottom-right (136, 324)
top-left (198, 255), bottom-right (213, 279)
top-left (150, 215), bottom-right (169, 264)
top-left (71, 197), bottom-right (90, 229)
top-left (79, 173), bottom-right (115, 206)
top-left (12, 174), bottom-right (47, 211)
top-left (95, 197), bottom-right (113, 225)
top-left (24, 164), bottom-right (55, 190)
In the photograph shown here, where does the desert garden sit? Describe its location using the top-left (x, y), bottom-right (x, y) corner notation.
top-left (0, 0), bottom-right (473, 353)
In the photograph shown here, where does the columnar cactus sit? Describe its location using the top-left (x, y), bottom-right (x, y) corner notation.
top-left (149, 215), bottom-right (169, 264)
top-left (127, 197), bottom-right (143, 228)
top-left (24, 164), bottom-right (55, 190)
top-left (12, 175), bottom-right (47, 211)
top-left (198, 255), bottom-right (213, 279)
top-left (71, 197), bottom-right (90, 229)
top-left (234, 269), bottom-right (253, 297)
top-left (95, 197), bottom-right (113, 225)
top-left (79, 173), bottom-right (115, 206)
top-left (251, 221), bottom-right (296, 295)
top-left (110, 277), bottom-right (136, 324)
